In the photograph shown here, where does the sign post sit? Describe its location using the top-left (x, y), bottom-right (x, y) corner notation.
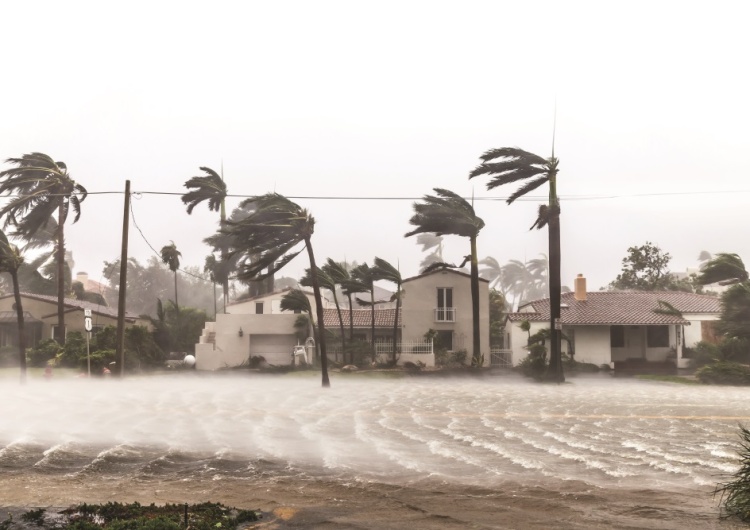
top-left (84, 309), bottom-right (92, 377)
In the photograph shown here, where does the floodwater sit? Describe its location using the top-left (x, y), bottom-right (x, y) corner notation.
top-left (0, 372), bottom-right (748, 528)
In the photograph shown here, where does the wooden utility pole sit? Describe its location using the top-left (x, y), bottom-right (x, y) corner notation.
top-left (116, 180), bottom-right (130, 377)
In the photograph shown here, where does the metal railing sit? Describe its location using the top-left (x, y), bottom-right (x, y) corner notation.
top-left (434, 307), bottom-right (456, 322)
top-left (490, 348), bottom-right (513, 368)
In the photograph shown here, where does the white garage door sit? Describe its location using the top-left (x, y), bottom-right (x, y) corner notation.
top-left (249, 334), bottom-right (297, 364)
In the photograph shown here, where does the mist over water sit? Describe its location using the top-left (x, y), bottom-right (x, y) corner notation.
top-left (1, 374), bottom-right (746, 498)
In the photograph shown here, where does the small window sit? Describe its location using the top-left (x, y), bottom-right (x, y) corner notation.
top-left (51, 325), bottom-right (67, 341)
top-left (610, 326), bottom-right (625, 348)
top-left (255, 302), bottom-right (264, 315)
top-left (647, 326), bottom-right (669, 347)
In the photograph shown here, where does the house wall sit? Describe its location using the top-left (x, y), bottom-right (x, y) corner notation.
top-left (0, 297), bottom-right (143, 345)
top-left (572, 326), bottom-right (613, 366)
top-left (195, 312), bottom-right (300, 370)
top-left (401, 271), bottom-right (490, 366)
top-left (682, 314), bottom-right (720, 347)
top-left (505, 320), bottom-right (546, 366)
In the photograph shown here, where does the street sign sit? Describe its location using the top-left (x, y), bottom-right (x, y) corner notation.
top-left (554, 318), bottom-right (562, 330)
top-left (84, 317), bottom-right (93, 332)
top-left (84, 309), bottom-right (92, 317)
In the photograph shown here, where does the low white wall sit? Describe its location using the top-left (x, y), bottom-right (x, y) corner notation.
top-left (571, 326), bottom-right (611, 367)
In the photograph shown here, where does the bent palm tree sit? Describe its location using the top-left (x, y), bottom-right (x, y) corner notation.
top-left (322, 258), bottom-right (350, 352)
top-left (160, 242), bottom-right (182, 313)
top-left (222, 193), bottom-right (330, 387)
top-left (373, 257), bottom-right (403, 363)
top-left (182, 167), bottom-right (230, 308)
top-left (697, 253), bottom-right (748, 286)
top-left (0, 229), bottom-right (27, 383)
top-left (405, 188), bottom-right (485, 365)
top-left (0, 153), bottom-right (87, 344)
top-left (280, 289), bottom-right (317, 353)
top-left (470, 148), bottom-right (564, 382)
top-left (351, 263), bottom-right (379, 361)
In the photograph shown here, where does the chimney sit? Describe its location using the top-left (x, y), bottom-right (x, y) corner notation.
top-left (76, 272), bottom-right (89, 285)
top-left (574, 274), bottom-right (587, 301)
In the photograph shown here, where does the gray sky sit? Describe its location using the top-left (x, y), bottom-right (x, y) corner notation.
top-left (2, 1), bottom-right (749, 292)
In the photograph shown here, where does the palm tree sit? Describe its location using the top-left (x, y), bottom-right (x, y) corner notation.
top-left (479, 256), bottom-right (503, 290)
top-left (221, 193), bottom-right (330, 387)
top-left (0, 229), bottom-right (27, 383)
top-left (280, 288), bottom-right (316, 346)
top-left (301, 265), bottom-right (348, 357)
top-left (321, 258), bottom-right (350, 352)
top-left (0, 153), bottom-right (87, 344)
top-left (470, 148), bottom-right (564, 382)
top-left (697, 253), bottom-right (748, 286)
top-left (416, 233), bottom-right (444, 272)
top-left (182, 167), bottom-right (230, 308)
top-left (160, 242), bottom-right (182, 313)
top-left (373, 257), bottom-right (403, 363)
top-left (350, 263), bottom-right (379, 361)
top-left (405, 188), bottom-right (485, 365)
top-left (204, 254), bottom-right (219, 318)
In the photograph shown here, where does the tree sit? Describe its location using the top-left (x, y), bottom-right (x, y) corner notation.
top-left (373, 257), bottom-right (403, 363)
top-left (280, 289), bottom-right (316, 349)
top-left (160, 242), bottom-right (182, 313)
top-left (489, 289), bottom-right (507, 347)
top-left (415, 233), bottom-right (444, 272)
top-left (609, 242), bottom-right (673, 291)
top-left (321, 258), bottom-right (350, 352)
top-left (470, 147), bottom-right (563, 382)
top-left (405, 188), bottom-right (485, 365)
top-left (182, 167), bottom-right (230, 309)
top-left (698, 253), bottom-right (750, 341)
top-left (221, 193), bottom-right (330, 387)
top-left (0, 229), bottom-right (27, 383)
top-left (0, 152), bottom-right (87, 344)
top-left (350, 262), bottom-right (380, 361)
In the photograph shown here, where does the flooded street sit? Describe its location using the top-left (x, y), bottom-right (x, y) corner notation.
top-left (1, 373), bottom-right (748, 528)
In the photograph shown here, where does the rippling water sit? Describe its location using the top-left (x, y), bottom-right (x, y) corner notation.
top-left (1, 372), bottom-right (747, 497)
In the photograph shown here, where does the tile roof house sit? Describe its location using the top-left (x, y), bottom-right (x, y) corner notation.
top-left (0, 292), bottom-right (148, 349)
top-left (504, 275), bottom-right (722, 370)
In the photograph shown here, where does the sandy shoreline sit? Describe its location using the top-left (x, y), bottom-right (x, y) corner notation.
top-left (1, 473), bottom-right (743, 529)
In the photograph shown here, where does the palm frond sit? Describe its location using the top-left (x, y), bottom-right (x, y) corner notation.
top-left (507, 175), bottom-right (549, 204)
top-left (478, 147), bottom-right (547, 165)
top-left (654, 300), bottom-right (683, 317)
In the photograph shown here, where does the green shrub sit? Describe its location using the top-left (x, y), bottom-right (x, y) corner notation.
top-left (343, 340), bottom-right (373, 366)
top-left (56, 332), bottom-right (87, 367)
top-left (26, 339), bottom-right (61, 367)
top-left (716, 424), bottom-right (750, 522)
top-left (696, 362), bottom-right (750, 385)
top-left (517, 344), bottom-right (548, 380)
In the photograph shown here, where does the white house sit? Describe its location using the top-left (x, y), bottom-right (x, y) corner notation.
top-left (505, 275), bottom-right (721, 370)
top-left (194, 267), bottom-right (491, 370)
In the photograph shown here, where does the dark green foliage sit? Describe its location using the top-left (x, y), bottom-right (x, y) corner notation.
top-left (517, 344), bottom-right (548, 379)
top-left (489, 289), bottom-right (506, 347)
top-left (46, 502), bottom-right (260, 530)
top-left (56, 331), bottom-right (87, 367)
top-left (26, 339), bottom-right (61, 367)
top-left (716, 424), bottom-right (750, 521)
top-left (717, 284), bottom-right (750, 341)
top-left (343, 340), bottom-right (373, 366)
top-left (20, 508), bottom-right (46, 526)
top-left (609, 242), bottom-right (674, 291)
top-left (696, 362), bottom-right (750, 385)
top-left (690, 339), bottom-right (750, 368)
top-left (699, 253), bottom-right (749, 286)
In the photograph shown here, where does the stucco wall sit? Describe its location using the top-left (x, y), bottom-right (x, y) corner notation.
top-left (401, 270), bottom-right (490, 364)
top-left (682, 314), bottom-right (719, 347)
top-left (572, 326), bottom-right (612, 366)
top-left (195, 312), bottom-right (300, 370)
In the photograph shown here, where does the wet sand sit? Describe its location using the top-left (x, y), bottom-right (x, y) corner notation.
top-left (1, 473), bottom-right (743, 529)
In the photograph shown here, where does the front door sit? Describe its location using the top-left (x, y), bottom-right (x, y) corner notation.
top-left (625, 326), bottom-right (644, 359)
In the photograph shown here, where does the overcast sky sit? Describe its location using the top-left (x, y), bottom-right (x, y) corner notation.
top-left (1, 1), bottom-right (749, 294)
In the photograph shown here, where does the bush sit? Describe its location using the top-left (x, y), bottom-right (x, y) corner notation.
top-left (564, 359), bottom-right (601, 373)
top-left (696, 362), bottom-right (750, 385)
top-left (517, 344), bottom-right (548, 380)
top-left (716, 424), bottom-right (750, 522)
top-left (26, 339), bottom-right (61, 367)
top-left (56, 332), bottom-right (87, 367)
top-left (343, 340), bottom-right (373, 366)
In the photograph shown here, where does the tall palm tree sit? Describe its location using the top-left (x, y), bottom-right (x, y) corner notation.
top-left (470, 147), bottom-right (564, 382)
top-left (221, 193), bottom-right (330, 387)
top-left (322, 258), bottom-right (350, 352)
top-left (0, 153), bottom-right (87, 344)
top-left (204, 254), bottom-right (219, 318)
top-left (302, 265), bottom-right (348, 356)
top-left (0, 229), bottom-right (27, 383)
top-left (697, 253), bottom-right (748, 285)
top-left (182, 167), bottom-right (230, 308)
top-left (373, 257), bottom-right (403, 363)
top-left (405, 188), bottom-right (485, 365)
top-left (416, 233), bottom-right (445, 272)
top-left (160, 242), bottom-right (182, 313)
top-left (350, 263), bottom-right (379, 361)
top-left (280, 288), bottom-right (317, 349)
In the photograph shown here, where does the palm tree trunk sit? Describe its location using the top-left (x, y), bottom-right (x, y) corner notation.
top-left (173, 271), bottom-right (179, 313)
top-left (56, 205), bottom-right (65, 345)
top-left (332, 291), bottom-right (346, 354)
top-left (370, 288), bottom-right (376, 363)
top-left (392, 284), bottom-right (400, 363)
top-left (305, 237), bottom-right (330, 388)
top-left (11, 270), bottom-right (26, 385)
top-left (346, 292), bottom-right (354, 365)
top-left (548, 214), bottom-right (564, 382)
top-left (470, 235), bottom-right (481, 365)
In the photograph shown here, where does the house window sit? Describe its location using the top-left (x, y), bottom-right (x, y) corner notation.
top-left (610, 326), bottom-right (625, 348)
top-left (51, 325), bottom-right (67, 341)
top-left (647, 326), bottom-right (669, 347)
top-left (255, 302), bottom-right (264, 315)
top-left (436, 288), bottom-right (455, 322)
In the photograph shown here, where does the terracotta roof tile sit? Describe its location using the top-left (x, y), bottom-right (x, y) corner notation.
top-left (507, 291), bottom-right (720, 325)
top-left (323, 308), bottom-right (401, 328)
